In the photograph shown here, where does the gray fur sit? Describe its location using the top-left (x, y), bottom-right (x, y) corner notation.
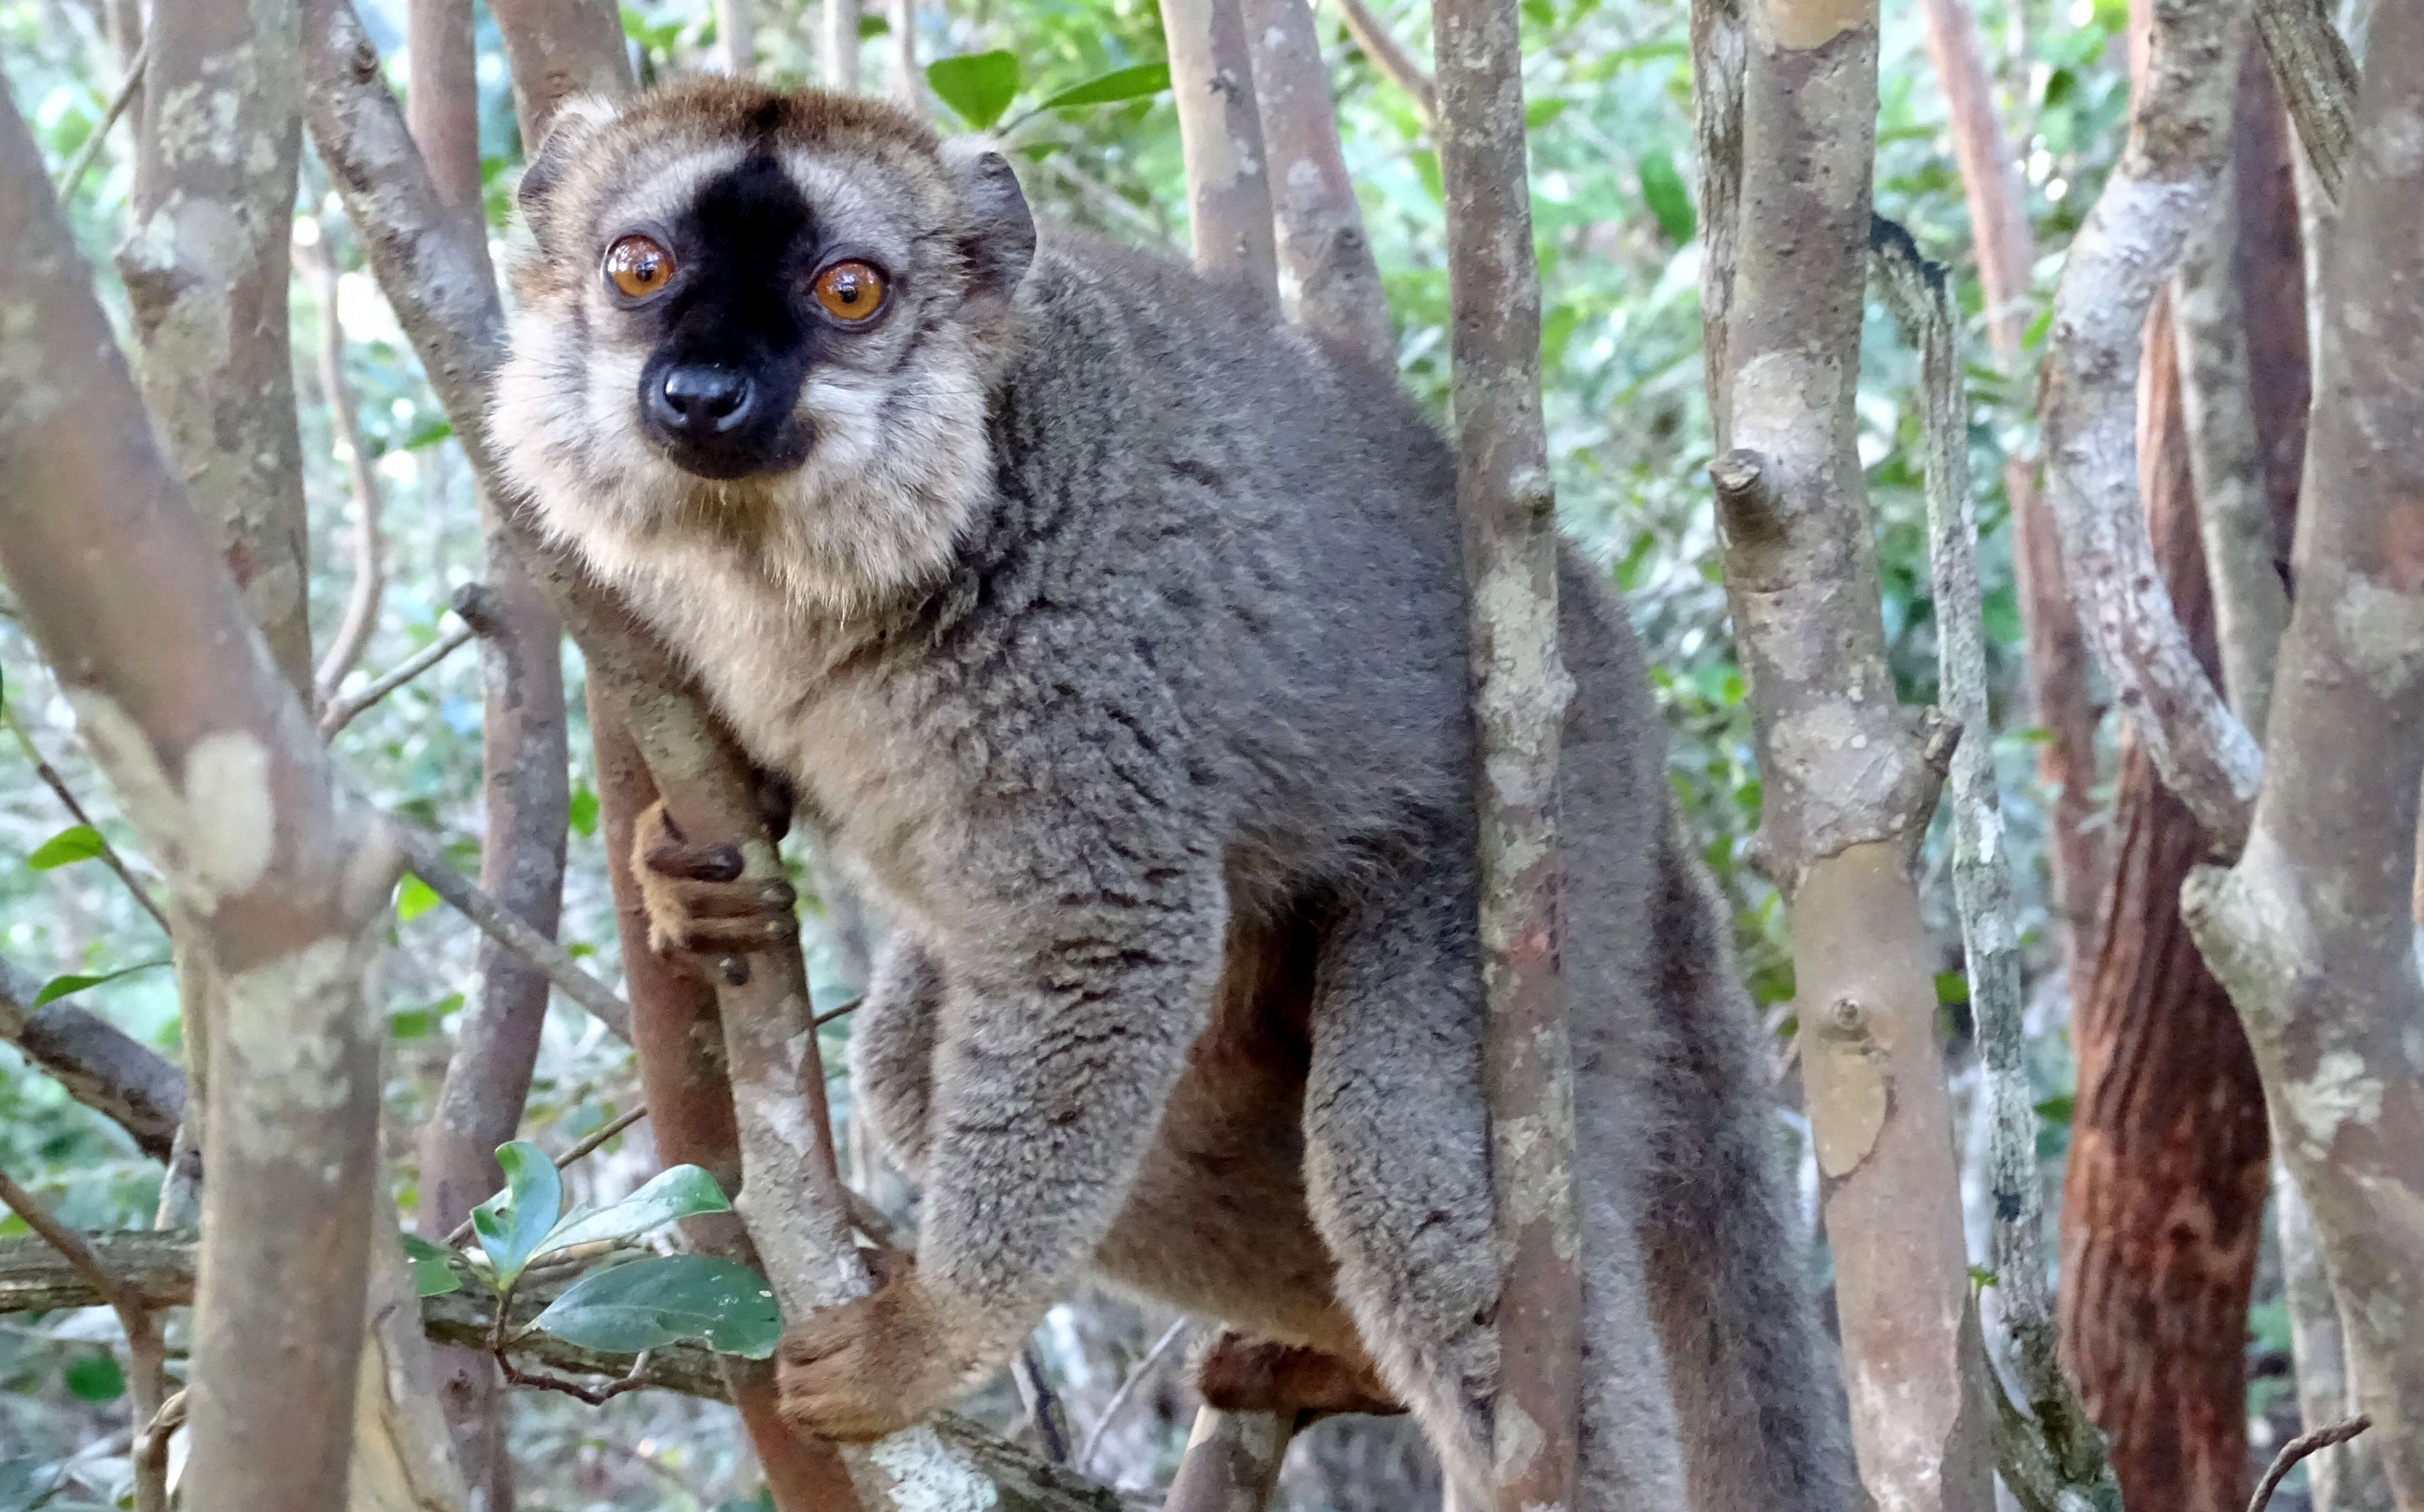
top-left (496, 78), bottom-right (1856, 1510)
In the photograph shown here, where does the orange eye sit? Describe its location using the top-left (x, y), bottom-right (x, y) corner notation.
top-left (604, 235), bottom-right (675, 299)
top-left (812, 260), bottom-right (888, 323)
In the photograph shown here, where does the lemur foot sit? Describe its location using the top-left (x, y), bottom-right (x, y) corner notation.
top-left (777, 1250), bottom-right (968, 1442)
top-left (1197, 1333), bottom-right (1406, 1420)
top-left (631, 797), bottom-right (797, 978)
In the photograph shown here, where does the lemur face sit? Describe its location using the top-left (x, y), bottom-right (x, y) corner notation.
top-left (496, 80), bottom-right (1034, 606)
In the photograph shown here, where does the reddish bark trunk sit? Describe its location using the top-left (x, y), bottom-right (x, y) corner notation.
top-left (2057, 62), bottom-right (2304, 1486)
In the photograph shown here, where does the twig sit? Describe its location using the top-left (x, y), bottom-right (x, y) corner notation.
top-left (392, 824), bottom-right (632, 1042)
top-left (812, 995), bottom-right (862, 1028)
top-left (1079, 1316), bottom-right (1192, 1472)
top-left (319, 618), bottom-right (476, 735)
top-left (1330, 0), bottom-right (1434, 121)
top-left (4, 705), bottom-right (170, 934)
top-left (54, 38), bottom-right (147, 200)
top-left (0, 1167), bottom-right (169, 1512)
top-left (442, 1102), bottom-right (649, 1246)
top-left (298, 221), bottom-right (387, 710)
top-left (488, 1260), bottom-right (655, 1405)
top-left (1014, 1344), bottom-right (1074, 1462)
top-left (2248, 1415), bottom-right (2371, 1512)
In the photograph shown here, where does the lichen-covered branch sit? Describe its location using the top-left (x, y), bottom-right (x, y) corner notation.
top-left (1164, 0), bottom-right (1279, 299)
top-left (2040, 0), bottom-right (2263, 853)
top-left (1165, 1408), bottom-right (1296, 1512)
top-left (0, 953), bottom-right (186, 1161)
top-left (2253, 0), bottom-right (2357, 200)
top-left (0, 76), bottom-right (395, 1512)
top-left (2178, 5), bottom-right (2424, 1495)
top-left (1693, 4), bottom-right (1992, 1507)
top-left (298, 225), bottom-right (387, 710)
top-left (1430, 0), bottom-right (1580, 1500)
top-left (1874, 226), bottom-right (2120, 1512)
top-left (1244, 0), bottom-right (1394, 366)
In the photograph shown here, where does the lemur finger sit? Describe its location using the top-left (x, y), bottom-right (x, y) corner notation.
top-left (645, 837), bottom-right (746, 883)
top-left (660, 875), bottom-right (796, 920)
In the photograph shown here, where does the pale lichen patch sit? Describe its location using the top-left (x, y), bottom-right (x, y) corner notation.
top-left (2282, 1048), bottom-right (2385, 1157)
top-left (184, 729), bottom-right (277, 899)
top-left (2333, 572), bottom-right (2424, 699)
top-left (863, 1425), bottom-right (997, 1512)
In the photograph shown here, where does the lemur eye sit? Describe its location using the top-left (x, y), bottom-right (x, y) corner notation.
top-left (604, 235), bottom-right (675, 299)
top-left (812, 260), bottom-right (888, 323)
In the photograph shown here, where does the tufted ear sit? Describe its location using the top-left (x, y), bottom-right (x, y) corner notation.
top-left (942, 142), bottom-right (1036, 301)
top-left (515, 95), bottom-right (621, 231)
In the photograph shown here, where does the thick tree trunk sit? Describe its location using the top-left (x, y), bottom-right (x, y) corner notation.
top-left (1916, 0), bottom-right (2105, 976)
top-left (2057, 290), bottom-right (2272, 1512)
top-left (2180, 1), bottom-right (2424, 1495)
top-left (1696, 1), bottom-right (1994, 1507)
top-left (0, 84), bottom-right (392, 1512)
top-left (1162, 0), bottom-right (1278, 300)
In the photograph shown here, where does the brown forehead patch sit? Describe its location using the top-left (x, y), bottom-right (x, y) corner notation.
top-left (607, 78), bottom-right (941, 162)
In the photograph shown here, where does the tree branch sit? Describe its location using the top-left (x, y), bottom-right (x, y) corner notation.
top-left (317, 616), bottom-right (476, 735)
top-left (1329, 0), bottom-right (1433, 121)
top-left (391, 824), bottom-right (631, 1042)
top-left (2252, 0), bottom-right (2357, 200)
top-left (1164, 0), bottom-right (1280, 299)
top-left (2249, 1416), bottom-right (2371, 1512)
top-left (4, 705), bottom-right (171, 934)
top-left (2039, 0), bottom-right (2263, 853)
top-left (54, 37), bottom-right (146, 201)
top-left (0, 952), bottom-right (185, 1160)
top-left (298, 222), bottom-right (388, 711)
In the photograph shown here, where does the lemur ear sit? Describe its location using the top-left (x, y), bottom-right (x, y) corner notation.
top-left (942, 143), bottom-right (1036, 301)
top-left (516, 95), bottom-right (620, 230)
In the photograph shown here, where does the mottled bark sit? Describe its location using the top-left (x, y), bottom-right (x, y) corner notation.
top-left (823, 0), bottom-right (861, 91)
top-left (2278, 1173), bottom-right (2395, 1511)
top-left (1166, 1409), bottom-right (1297, 1512)
top-left (1874, 229), bottom-right (2119, 1511)
top-left (2040, 0), bottom-right (2263, 852)
top-left (1916, 0), bottom-right (2106, 976)
top-left (116, 0), bottom-right (315, 696)
top-left (1331, 0), bottom-right (1434, 121)
top-left (0, 82), bottom-right (394, 1512)
top-left (1243, 0), bottom-right (1393, 367)
top-left (403, 6), bottom-right (572, 1496)
top-left (1695, 1), bottom-right (1995, 1506)
top-left (2059, 292), bottom-right (2271, 1512)
top-left (0, 953), bottom-right (186, 1161)
top-left (2179, 3), bottom-right (2424, 1496)
top-left (2252, 0), bottom-right (2357, 200)
top-left (1430, 0), bottom-right (1580, 1499)
top-left (1164, 0), bottom-right (1279, 300)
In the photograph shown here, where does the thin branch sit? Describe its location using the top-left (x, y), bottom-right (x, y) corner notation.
top-left (442, 1103), bottom-right (649, 1246)
top-left (1078, 1316), bottom-right (1192, 1473)
top-left (2248, 1415), bottom-right (2370, 1512)
top-left (4, 706), bottom-right (170, 934)
top-left (0, 953), bottom-right (186, 1161)
top-left (2253, 0), bottom-right (2357, 200)
top-left (392, 824), bottom-right (632, 1042)
top-left (1873, 220), bottom-right (2120, 1510)
top-left (318, 617), bottom-right (475, 735)
top-left (2039, 0), bottom-right (2263, 853)
top-left (1014, 1344), bottom-right (1074, 1462)
top-left (54, 37), bottom-right (147, 200)
top-left (0, 1169), bottom-right (168, 1512)
top-left (1330, 0), bottom-right (1434, 121)
top-left (298, 222), bottom-right (388, 711)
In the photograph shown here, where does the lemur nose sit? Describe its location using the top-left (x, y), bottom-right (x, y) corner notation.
top-left (655, 366), bottom-right (755, 436)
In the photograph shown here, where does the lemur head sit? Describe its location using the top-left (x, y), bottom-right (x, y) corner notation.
top-left (495, 80), bottom-right (1036, 607)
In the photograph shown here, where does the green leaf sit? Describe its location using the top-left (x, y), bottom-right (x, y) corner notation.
top-left (1408, 149), bottom-right (1443, 206)
top-left (1524, 97), bottom-right (1567, 129)
top-left (26, 825), bottom-right (106, 871)
top-left (1540, 304), bottom-right (1578, 371)
top-left (402, 1234), bottom-right (464, 1298)
top-left (925, 51), bottom-right (1021, 132)
top-left (395, 873), bottom-right (441, 923)
top-left (2034, 1093), bottom-right (2075, 1127)
top-left (401, 416), bottom-right (454, 450)
top-left (32, 958), bottom-right (171, 1007)
top-left (567, 784), bottom-right (600, 839)
top-left (533, 1254), bottom-right (781, 1358)
top-left (64, 1353), bottom-right (124, 1402)
top-left (535, 1164), bottom-right (731, 1258)
top-left (1934, 970), bottom-right (1970, 1006)
top-left (1033, 62), bottom-right (1171, 112)
top-left (1636, 150), bottom-right (1695, 245)
top-left (471, 1140), bottom-right (563, 1286)
top-left (389, 1008), bottom-right (437, 1041)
